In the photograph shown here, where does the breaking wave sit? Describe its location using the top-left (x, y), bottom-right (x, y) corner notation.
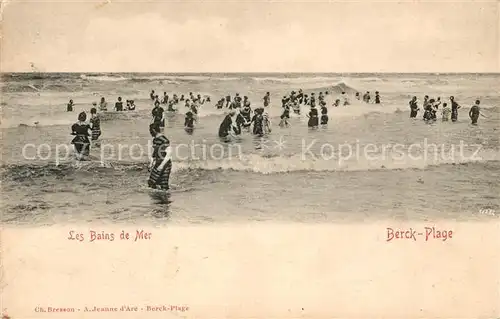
top-left (2, 148), bottom-right (499, 180)
top-left (80, 74), bottom-right (129, 82)
top-left (0, 114), bottom-right (76, 128)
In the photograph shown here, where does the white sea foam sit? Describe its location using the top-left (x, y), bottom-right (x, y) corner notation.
top-left (171, 148), bottom-right (500, 174)
top-left (80, 74), bottom-right (130, 82)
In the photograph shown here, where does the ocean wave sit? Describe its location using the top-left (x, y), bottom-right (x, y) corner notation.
top-left (310, 82), bottom-right (360, 95)
top-left (172, 149), bottom-right (500, 174)
top-left (1, 73), bottom-right (69, 81)
top-left (1, 83), bottom-right (77, 93)
top-left (252, 76), bottom-right (339, 84)
top-left (0, 116), bottom-right (76, 129)
top-left (80, 74), bottom-right (130, 82)
top-left (0, 109), bottom-right (151, 128)
top-left (45, 84), bottom-right (79, 92)
top-left (78, 74), bottom-right (219, 86)
top-left (2, 84), bottom-right (42, 93)
top-left (361, 77), bottom-right (388, 83)
top-left (2, 149), bottom-right (499, 180)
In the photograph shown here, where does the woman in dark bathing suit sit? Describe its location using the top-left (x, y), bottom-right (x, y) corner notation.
top-left (233, 111), bottom-right (248, 135)
top-left (310, 93), bottom-right (316, 108)
top-left (423, 104), bottom-right (434, 122)
top-left (89, 106), bottom-right (101, 146)
top-left (450, 96), bottom-right (461, 122)
top-left (67, 99), bottom-right (74, 112)
top-left (115, 97), bottom-right (124, 111)
top-left (279, 104), bottom-right (290, 127)
top-left (218, 112), bottom-right (236, 138)
top-left (71, 112), bottom-right (91, 160)
top-left (239, 103), bottom-right (252, 128)
top-left (263, 92), bottom-right (270, 107)
top-left (307, 106), bottom-right (319, 128)
top-left (185, 111), bottom-right (195, 129)
top-left (427, 99), bottom-right (437, 121)
top-left (469, 100), bottom-right (481, 125)
top-left (148, 123), bottom-right (172, 190)
top-left (151, 101), bottom-right (165, 129)
top-left (409, 97), bottom-right (418, 118)
top-left (320, 101), bottom-right (328, 125)
top-left (251, 108), bottom-right (265, 136)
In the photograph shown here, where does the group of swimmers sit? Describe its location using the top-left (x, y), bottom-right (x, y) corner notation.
top-left (145, 87), bottom-right (384, 140)
top-left (212, 93), bottom-right (269, 137)
top-left (359, 91), bottom-right (382, 104)
top-left (212, 89), bottom-right (382, 138)
top-left (277, 89), bottom-right (382, 128)
top-left (150, 90), bottom-right (210, 113)
top-left (66, 97), bottom-right (136, 112)
top-left (408, 95), bottom-right (483, 124)
top-left (148, 90), bottom-right (212, 191)
top-left (214, 93), bottom-right (259, 109)
top-left (66, 95), bottom-right (139, 159)
top-left (147, 88), bottom-right (383, 139)
top-left (149, 90), bottom-right (210, 135)
top-left (217, 104), bottom-right (271, 139)
top-left (67, 86), bottom-right (486, 192)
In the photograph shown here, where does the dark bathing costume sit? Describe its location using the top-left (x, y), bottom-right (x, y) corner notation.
top-left (451, 100), bottom-right (459, 122)
top-left (251, 109), bottom-right (264, 136)
top-left (263, 94), bottom-right (270, 107)
top-left (148, 130), bottom-right (172, 190)
top-left (218, 114), bottom-right (234, 138)
top-left (90, 115), bottom-right (101, 141)
top-left (152, 105), bottom-right (164, 127)
top-left (240, 105), bottom-right (252, 126)
top-left (71, 121), bottom-right (91, 157)
top-left (128, 101), bottom-right (136, 111)
top-left (308, 107), bottom-right (319, 128)
top-left (469, 105), bottom-right (480, 125)
top-left (320, 104), bottom-right (328, 124)
top-left (184, 111), bottom-right (195, 129)
top-left (409, 99), bottom-right (418, 118)
top-left (115, 100), bottom-right (123, 111)
top-left (423, 105), bottom-right (435, 121)
top-left (234, 113), bottom-right (246, 134)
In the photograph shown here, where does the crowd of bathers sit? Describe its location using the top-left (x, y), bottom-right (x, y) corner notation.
top-left (149, 90), bottom-right (211, 133)
top-left (64, 86), bottom-right (485, 192)
top-left (408, 95), bottom-right (482, 124)
top-left (147, 88), bottom-right (382, 190)
top-left (66, 96), bottom-right (137, 112)
top-left (65, 87), bottom-right (383, 151)
top-left (213, 89), bottom-right (382, 138)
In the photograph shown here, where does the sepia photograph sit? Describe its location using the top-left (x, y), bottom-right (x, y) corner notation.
top-left (1, 70), bottom-right (499, 225)
top-left (1, 0), bottom-right (499, 318)
top-left (1, 1), bottom-right (498, 225)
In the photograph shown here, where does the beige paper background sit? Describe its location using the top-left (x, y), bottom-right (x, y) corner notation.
top-left (2, 223), bottom-right (500, 318)
top-left (1, 0), bottom-right (500, 318)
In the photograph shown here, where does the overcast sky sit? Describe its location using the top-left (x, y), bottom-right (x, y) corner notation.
top-left (1, 0), bottom-right (498, 72)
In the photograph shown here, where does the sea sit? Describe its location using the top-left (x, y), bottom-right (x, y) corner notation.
top-left (1, 73), bottom-right (499, 225)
